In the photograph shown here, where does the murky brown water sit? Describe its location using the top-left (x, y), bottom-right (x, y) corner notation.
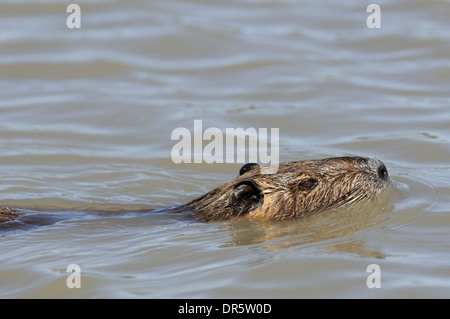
top-left (1, 0), bottom-right (450, 298)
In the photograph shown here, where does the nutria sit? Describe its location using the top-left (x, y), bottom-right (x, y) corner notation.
top-left (0, 156), bottom-right (391, 225)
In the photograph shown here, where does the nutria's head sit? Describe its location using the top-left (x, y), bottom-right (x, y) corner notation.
top-left (182, 156), bottom-right (391, 221)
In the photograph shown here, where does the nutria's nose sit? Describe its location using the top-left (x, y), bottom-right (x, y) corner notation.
top-left (377, 162), bottom-right (389, 181)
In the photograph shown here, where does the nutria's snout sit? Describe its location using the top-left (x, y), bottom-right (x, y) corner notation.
top-left (180, 156), bottom-right (392, 222)
top-left (360, 157), bottom-right (391, 185)
top-left (377, 162), bottom-right (389, 181)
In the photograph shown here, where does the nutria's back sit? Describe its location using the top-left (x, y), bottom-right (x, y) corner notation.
top-left (177, 156), bottom-right (391, 221)
top-left (0, 207), bottom-right (20, 223)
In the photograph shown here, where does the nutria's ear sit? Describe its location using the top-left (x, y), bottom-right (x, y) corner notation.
top-left (239, 163), bottom-right (260, 176)
top-left (229, 179), bottom-right (263, 216)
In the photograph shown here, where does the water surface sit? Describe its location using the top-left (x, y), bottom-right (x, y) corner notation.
top-left (1, 0), bottom-right (450, 298)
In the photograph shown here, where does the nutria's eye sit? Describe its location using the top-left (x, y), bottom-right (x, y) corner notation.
top-left (298, 178), bottom-right (318, 191)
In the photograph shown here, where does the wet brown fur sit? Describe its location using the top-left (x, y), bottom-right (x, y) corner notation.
top-left (175, 156), bottom-right (391, 221)
top-left (0, 207), bottom-right (21, 223)
top-left (0, 156), bottom-right (391, 224)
